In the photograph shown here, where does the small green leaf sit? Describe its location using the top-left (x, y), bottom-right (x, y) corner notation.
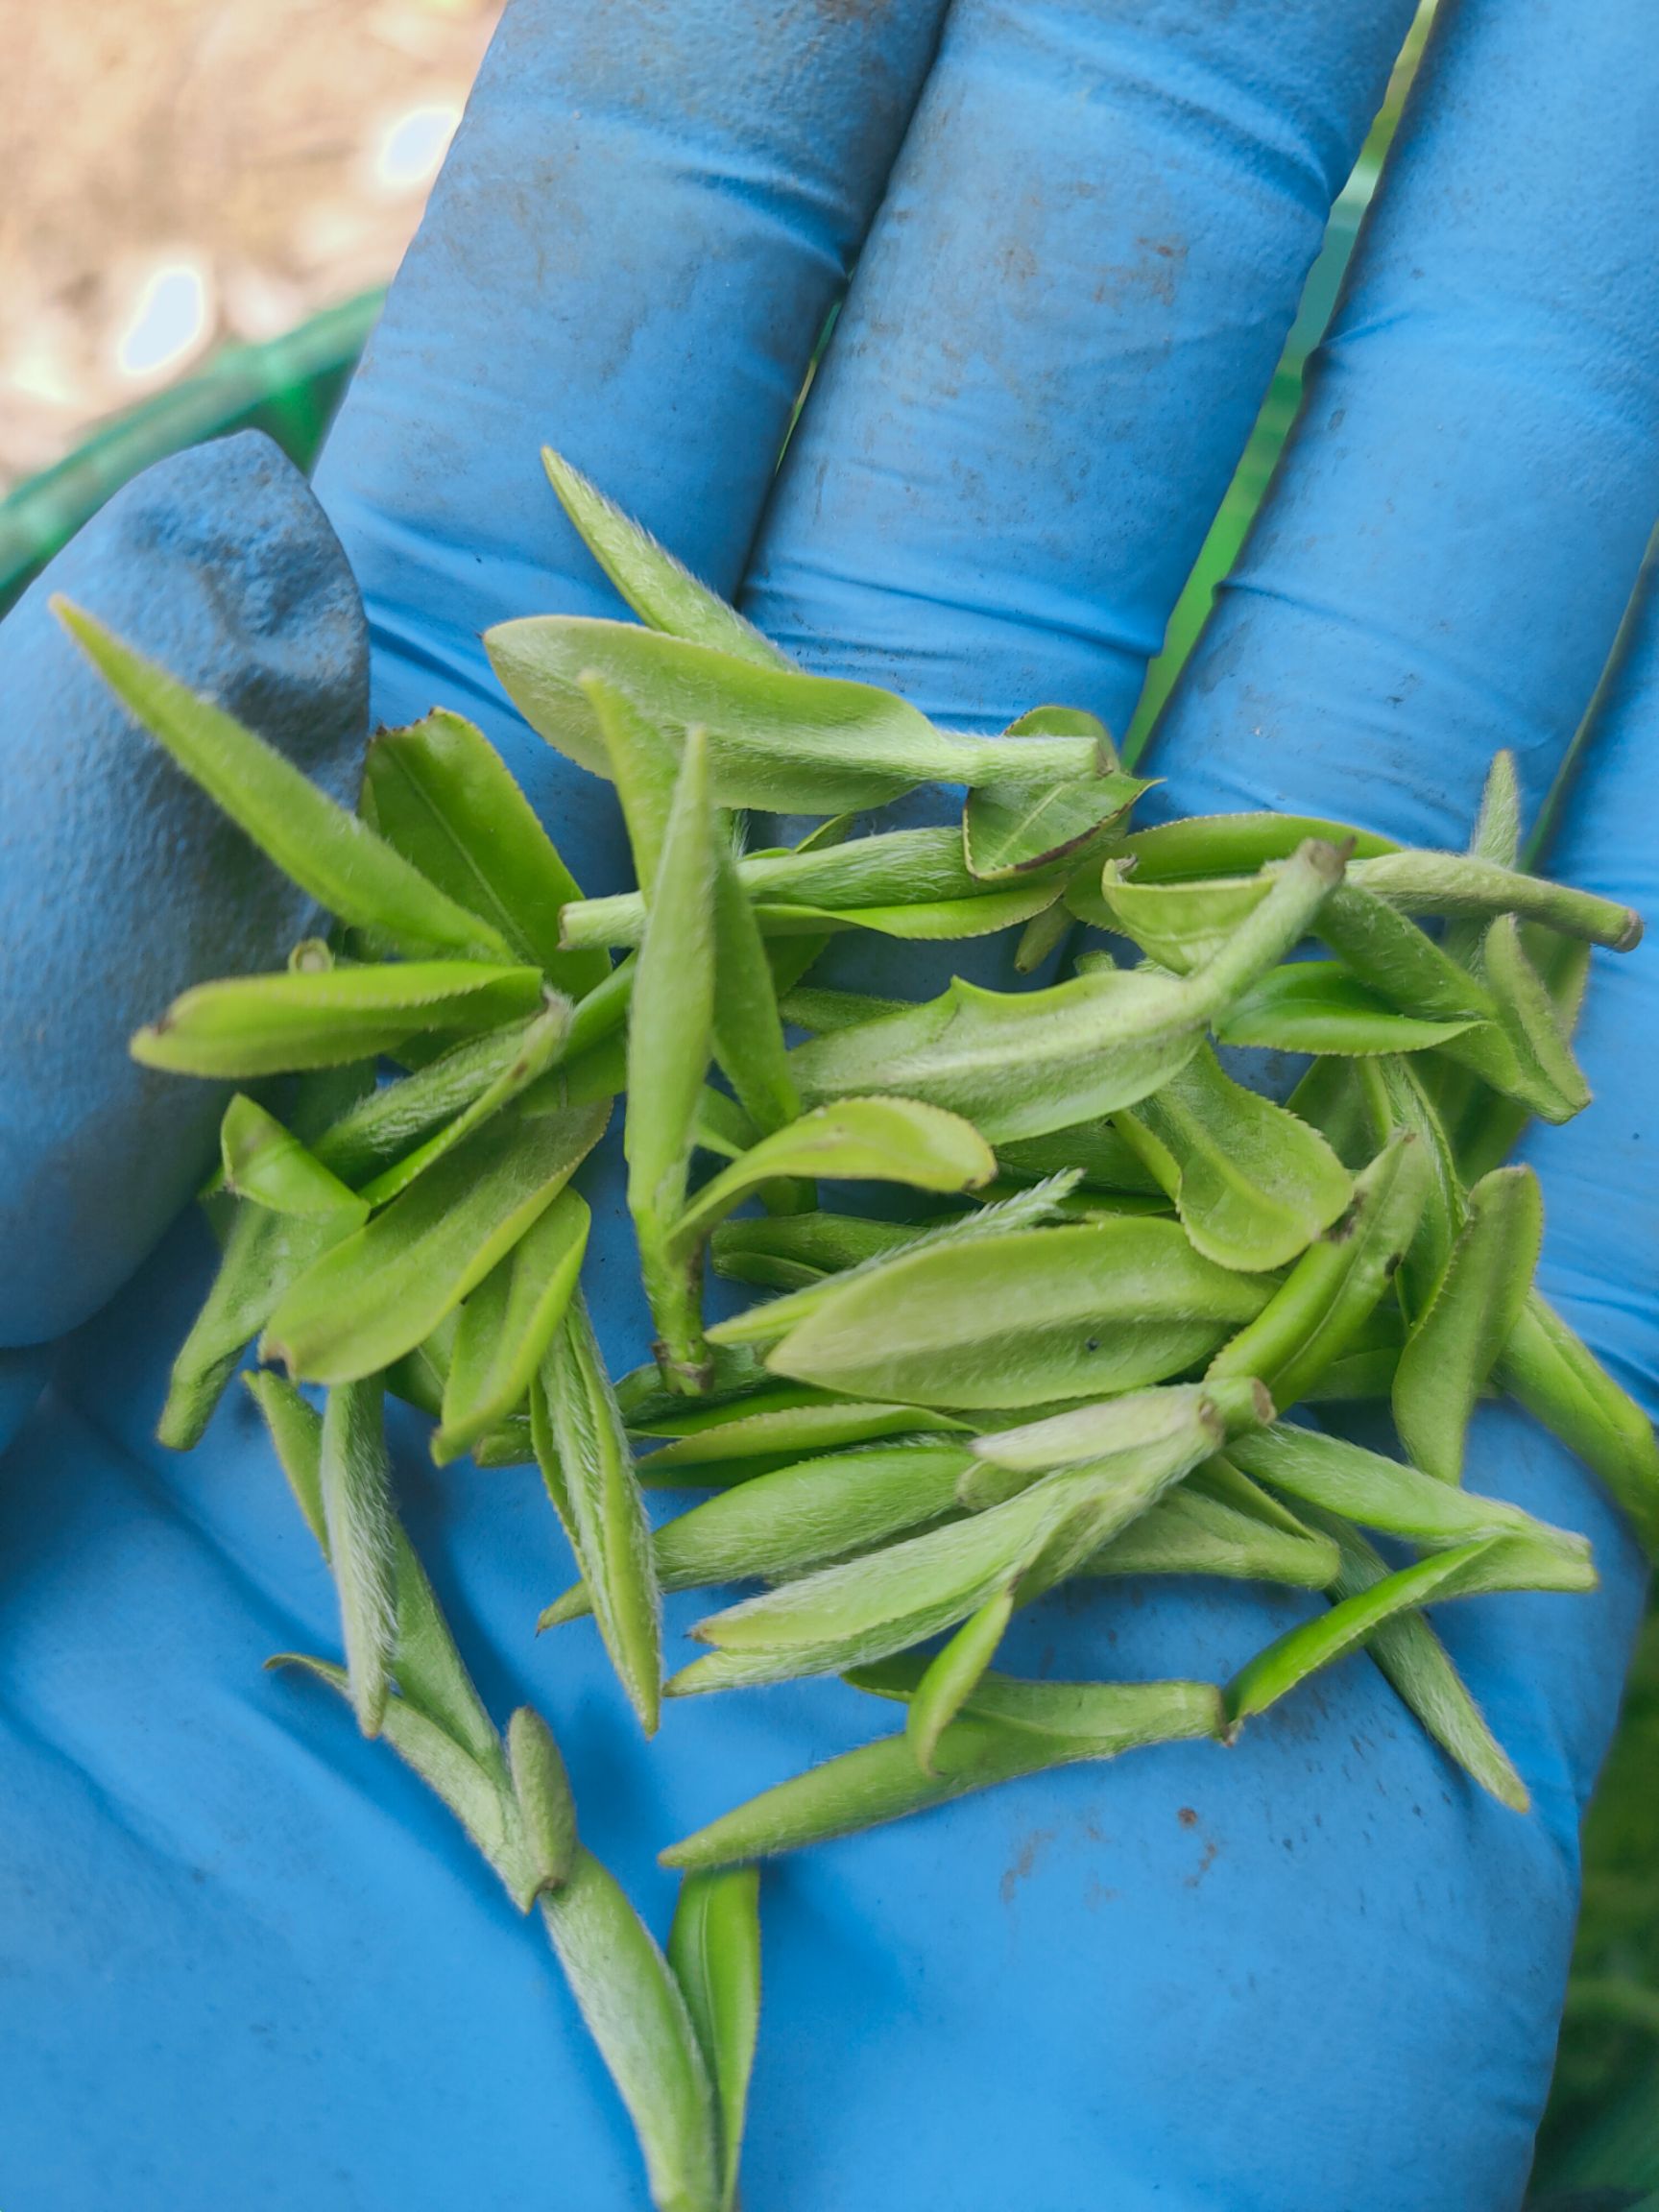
top-left (1500, 1292), bottom-right (1659, 1559)
top-left (507, 1705), bottom-right (581, 1897)
top-left (263, 1100), bottom-right (608, 1382)
top-left (672, 1098), bottom-right (995, 1251)
top-left (1092, 866), bottom-right (1271, 972)
top-left (636, 1399), bottom-right (967, 1481)
top-left (1481, 913), bottom-right (1591, 1121)
top-left (627, 727), bottom-right (718, 1387)
top-left (311, 1021), bottom-right (562, 1185)
top-left (132, 962), bottom-right (545, 1077)
top-left (363, 709), bottom-right (610, 997)
top-left (538, 1851), bottom-right (720, 2212)
top-left (1214, 964), bottom-right (1481, 1056)
top-left (159, 1203), bottom-right (353, 1450)
top-left (1076, 1479), bottom-right (1339, 1589)
top-left (355, 993), bottom-right (572, 1207)
top-left (1223, 1540), bottom-right (1501, 1727)
top-left (486, 614), bottom-right (1107, 815)
top-left (906, 1590), bottom-right (1015, 1773)
top-left (220, 1095), bottom-right (370, 1224)
top-left (765, 1218), bottom-right (1269, 1410)
top-left (964, 709), bottom-right (1145, 880)
top-left (319, 1381), bottom-right (397, 1737)
top-left (660, 1678), bottom-right (1221, 1868)
top-left (788, 840), bottom-right (1345, 1142)
top-left (667, 1867), bottom-right (763, 2212)
top-left (1118, 1043), bottom-right (1353, 1272)
top-left (1207, 1131), bottom-right (1429, 1410)
top-left (534, 1295), bottom-right (662, 1734)
top-left (58, 600), bottom-right (511, 959)
top-left (545, 445), bottom-right (791, 670)
top-left (1228, 1422), bottom-right (1591, 1563)
top-left (435, 1188), bottom-right (590, 1461)
top-left (1308, 1507), bottom-right (1528, 1812)
top-left (1393, 1165), bottom-right (1544, 1482)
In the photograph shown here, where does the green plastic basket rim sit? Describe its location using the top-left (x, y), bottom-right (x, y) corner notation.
top-left (0, 287), bottom-right (383, 616)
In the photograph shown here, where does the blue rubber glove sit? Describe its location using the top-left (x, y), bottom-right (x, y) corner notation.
top-left (4, 3), bottom-right (1656, 2205)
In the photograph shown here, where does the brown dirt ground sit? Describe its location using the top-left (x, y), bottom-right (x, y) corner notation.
top-left (1, 0), bottom-right (504, 491)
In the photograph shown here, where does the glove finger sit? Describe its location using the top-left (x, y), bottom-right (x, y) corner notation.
top-left (744, 0), bottom-right (1418, 731)
top-left (312, 0), bottom-right (946, 880)
top-left (1148, 0), bottom-right (1659, 838)
top-left (1142, 0), bottom-right (1659, 1814)
top-left (0, 436), bottom-right (367, 1347)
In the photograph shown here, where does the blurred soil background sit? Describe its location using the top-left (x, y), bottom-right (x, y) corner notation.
top-left (0, 0), bottom-right (502, 491)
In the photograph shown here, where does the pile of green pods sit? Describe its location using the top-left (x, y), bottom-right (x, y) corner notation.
top-left (55, 448), bottom-right (1654, 2212)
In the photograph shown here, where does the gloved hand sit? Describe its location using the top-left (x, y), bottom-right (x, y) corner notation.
top-left (3, 2), bottom-right (1656, 2204)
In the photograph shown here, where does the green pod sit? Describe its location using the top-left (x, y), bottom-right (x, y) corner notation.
top-left (1227, 1422), bottom-right (1591, 1564)
top-left (219, 1094), bottom-right (369, 1224)
top-left (1073, 1477), bottom-right (1340, 1589)
top-left (60, 599), bottom-right (514, 961)
top-left (1347, 849), bottom-right (1639, 951)
top-left (1499, 1292), bottom-right (1659, 1558)
top-left (311, 1021), bottom-right (559, 1184)
top-left (1207, 1131), bottom-right (1429, 1410)
top-left (705, 1174), bottom-right (1086, 1351)
top-left (539, 1852), bottom-right (722, 2212)
top-left (362, 706), bottom-right (611, 997)
top-left (670, 1467), bottom-right (1132, 1695)
top-left (534, 1295), bottom-right (663, 1734)
top-left (766, 1217), bottom-right (1271, 1409)
top-left (546, 446), bottom-right (789, 671)
top-left (906, 1590), bottom-right (1016, 1773)
top-left (158, 1201), bottom-right (352, 1449)
top-left (1117, 1042), bottom-right (1353, 1271)
top-left (1392, 1165), bottom-right (1544, 1482)
top-left (961, 1380), bottom-right (1259, 1505)
top-left (1354, 1056), bottom-right (1465, 1320)
top-left (248, 1372), bottom-right (503, 1771)
top-left (354, 994), bottom-right (573, 1208)
top-left (434, 1187), bottom-right (590, 1462)
top-left (1315, 886), bottom-right (1576, 1121)
top-left (671, 1098), bottom-right (994, 1253)
top-left (1304, 1505), bottom-right (1528, 1812)
top-left (787, 840), bottom-right (1346, 1142)
top-left (1116, 812), bottom-right (1396, 880)
top-left (541, 1443), bottom-right (976, 1625)
top-left (319, 1380), bottom-right (398, 1738)
top-left (660, 1674), bottom-right (1222, 1869)
top-left (507, 1704), bottom-right (581, 1897)
top-left (487, 613), bottom-right (1105, 816)
top-left (626, 727), bottom-right (719, 1388)
top-left (636, 1399), bottom-right (966, 1482)
top-left (666, 1867), bottom-right (763, 2212)
top-left (132, 961), bottom-right (547, 1078)
top-left (263, 1100), bottom-right (608, 1384)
